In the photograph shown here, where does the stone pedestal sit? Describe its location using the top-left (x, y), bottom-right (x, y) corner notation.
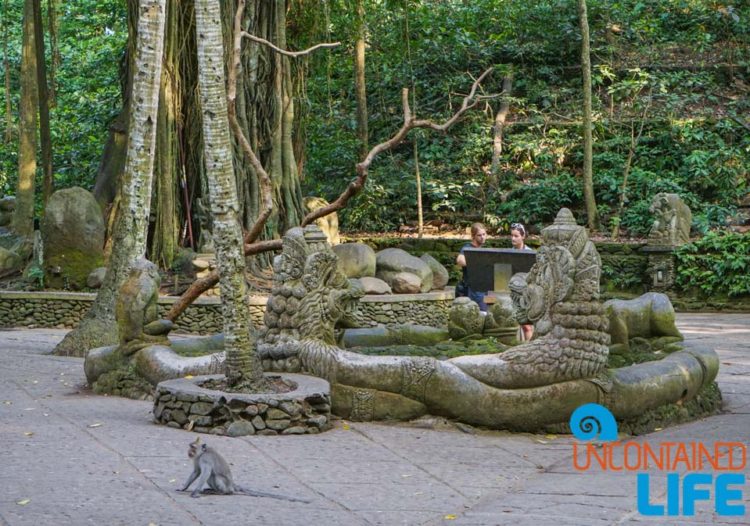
top-left (642, 245), bottom-right (677, 291)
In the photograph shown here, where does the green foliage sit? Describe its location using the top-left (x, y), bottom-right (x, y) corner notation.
top-left (600, 254), bottom-right (647, 293)
top-left (0, 0), bottom-right (127, 196)
top-left (675, 231), bottom-right (750, 297)
top-left (300, 0), bottom-right (749, 235)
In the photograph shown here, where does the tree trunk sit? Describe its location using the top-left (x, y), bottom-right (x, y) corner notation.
top-left (12, 0), bottom-right (38, 239)
top-left (354, 0), bottom-right (368, 160)
top-left (55, 0), bottom-right (166, 356)
top-left (150, 0), bottom-right (181, 267)
top-left (3, 0), bottom-right (13, 143)
top-left (414, 139), bottom-right (423, 238)
top-left (490, 74), bottom-right (512, 187)
top-left (195, 0), bottom-right (267, 391)
top-left (47, 0), bottom-right (59, 106)
top-left (578, 0), bottom-right (599, 231)
top-left (33, 0), bottom-right (53, 206)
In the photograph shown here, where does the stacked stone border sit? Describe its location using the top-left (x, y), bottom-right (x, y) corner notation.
top-left (0, 290), bottom-right (454, 333)
top-left (153, 373), bottom-right (331, 436)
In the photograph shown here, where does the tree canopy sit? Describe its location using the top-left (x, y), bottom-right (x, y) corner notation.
top-left (1, 0), bottom-right (748, 244)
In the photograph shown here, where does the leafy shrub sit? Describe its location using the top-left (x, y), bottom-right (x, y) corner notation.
top-left (489, 172), bottom-right (583, 229)
top-left (674, 232), bottom-right (750, 297)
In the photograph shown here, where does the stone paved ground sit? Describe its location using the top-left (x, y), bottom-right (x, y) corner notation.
top-left (0, 313), bottom-right (748, 525)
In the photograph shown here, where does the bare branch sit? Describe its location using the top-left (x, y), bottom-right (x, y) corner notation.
top-left (241, 32), bottom-right (340, 58)
top-left (169, 62), bottom-right (492, 321)
top-left (302, 68), bottom-right (494, 225)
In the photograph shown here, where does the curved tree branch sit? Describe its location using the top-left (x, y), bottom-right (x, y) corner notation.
top-left (302, 68), bottom-right (493, 226)
top-left (241, 32), bottom-right (340, 57)
top-left (167, 47), bottom-right (492, 322)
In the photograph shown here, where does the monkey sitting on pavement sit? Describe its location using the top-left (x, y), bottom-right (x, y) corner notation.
top-left (179, 438), bottom-right (310, 502)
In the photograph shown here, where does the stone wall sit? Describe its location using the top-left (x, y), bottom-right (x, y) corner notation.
top-left (0, 289), bottom-right (455, 334)
top-left (153, 374), bottom-right (331, 436)
top-left (358, 291), bottom-right (452, 327)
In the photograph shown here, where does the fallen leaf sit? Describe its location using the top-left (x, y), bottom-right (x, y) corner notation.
top-left (184, 375), bottom-right (194, 379)
top-left (169, 478), bottom-right (176, 483)
top-left (88, 423), bottom-right (103, 428)
top-left (3, 401), bottom-right (11, 405)
top-left (24, 407), bottom-right (35, 411)
top-left (342, 422), bottom-right (350, 430)
top-left (24, 432), bottom-right (33, 437)
top-left (186, 420), bottom-right (195, 431)
top-left (401, 474), bottom-right (412, 478)
top-left (534, 439), bottom-right (548, 444)
top-left (545, 434), bottom-right (558, 440)
top-left (654, 427), bottom-right (663, 431)
top-left (444, 515), bottom-right (457, 520)
top-left (16, 499), bottom-right (30, 506)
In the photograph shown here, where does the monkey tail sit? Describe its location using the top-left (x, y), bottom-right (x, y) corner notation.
top-left (234, 486), bottom-right (310, 504)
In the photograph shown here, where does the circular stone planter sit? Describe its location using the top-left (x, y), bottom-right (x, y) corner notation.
top-left (153, 373), bottom-right (331, 437)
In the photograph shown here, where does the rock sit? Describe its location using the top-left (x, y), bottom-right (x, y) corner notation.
top-left (282, 426), bottom-right (306, 435)
top-left (266, 419), bottom-right (291, 431)
top-left (190, 402), bottom-right (213, 415)
top-left (378, 271), bottom-right (422, 293)
top-left (375, 248), bottom-right (433, 292)
top-left (333, 243), bottom-right (376, 278)
top-left (266, 408), bottom-right (288, 420)
top-left (192, 257), bottom-right (213, 270)
top-left (0, 196), bottom-right (15, 226)
top-left (354, 276), bottom-right (392, 295)
top-left (86, 267), bottom-right (107, 288)
top-left (41, 187), bottom-right (105, 289)
top-left (251, 415), bottom-right (266, 430)
top-left (227, 420), bottom-right (256, 437)
top-left (0, 246), bottom-right (21, 274)
top-left (420, 253), bottom-right (449, 290)
top-left (303, 196), bottom-right (340, 245)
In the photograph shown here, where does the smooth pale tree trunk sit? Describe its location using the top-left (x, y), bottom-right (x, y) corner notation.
top-left (12, 0), bottom-right (38, 239)
top-left (33, 0), bottom-right (53, 205)
top-left (55, 0), bottom-right (166, 356)
top-left (354, 0), bottom-right (368, 160)
top-left (194, 0), bottom-right (267, 390)
top-left (578, 0), bottom-right (599, 230)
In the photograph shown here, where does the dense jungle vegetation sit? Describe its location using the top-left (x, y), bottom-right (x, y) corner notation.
top-left (1, 0), bottom-right (748, 239)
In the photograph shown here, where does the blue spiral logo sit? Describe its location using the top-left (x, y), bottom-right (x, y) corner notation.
top-left (569, 403), bottom-right (618, 442)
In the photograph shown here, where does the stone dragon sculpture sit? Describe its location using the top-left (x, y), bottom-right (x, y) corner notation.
top-left (260, 214), bottom-right (718, 430)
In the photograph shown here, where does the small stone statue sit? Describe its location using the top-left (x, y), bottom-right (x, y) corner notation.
top-left (194, 197), bottom-right (215, 253)
top-left (447, 298), bottom-right (517, 341)
top-left (116, 258), bottom-right (173, 355)
top-left (648, 193), bottom-right (691, 246)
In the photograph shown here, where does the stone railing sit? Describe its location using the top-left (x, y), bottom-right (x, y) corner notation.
top-left (0, 289), bottom-right (454, 334)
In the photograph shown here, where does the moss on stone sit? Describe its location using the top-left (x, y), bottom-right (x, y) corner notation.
top-left (618, 382), bottom-right (722, 435)
top-left (350, 337), bottom-right (508, 360)
top-left (92, 362), bottom-right (154, 400)
top-left (607, 333), bottom-right (687, 369)
top-left (46, 248), bottom-right (104, 290)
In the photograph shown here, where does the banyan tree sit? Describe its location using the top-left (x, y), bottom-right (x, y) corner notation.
top-left (94, 0), bottom-right (305, 268)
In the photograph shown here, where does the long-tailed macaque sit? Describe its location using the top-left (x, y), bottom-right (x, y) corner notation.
top-left (179, 438), bottom-right (309, 503)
